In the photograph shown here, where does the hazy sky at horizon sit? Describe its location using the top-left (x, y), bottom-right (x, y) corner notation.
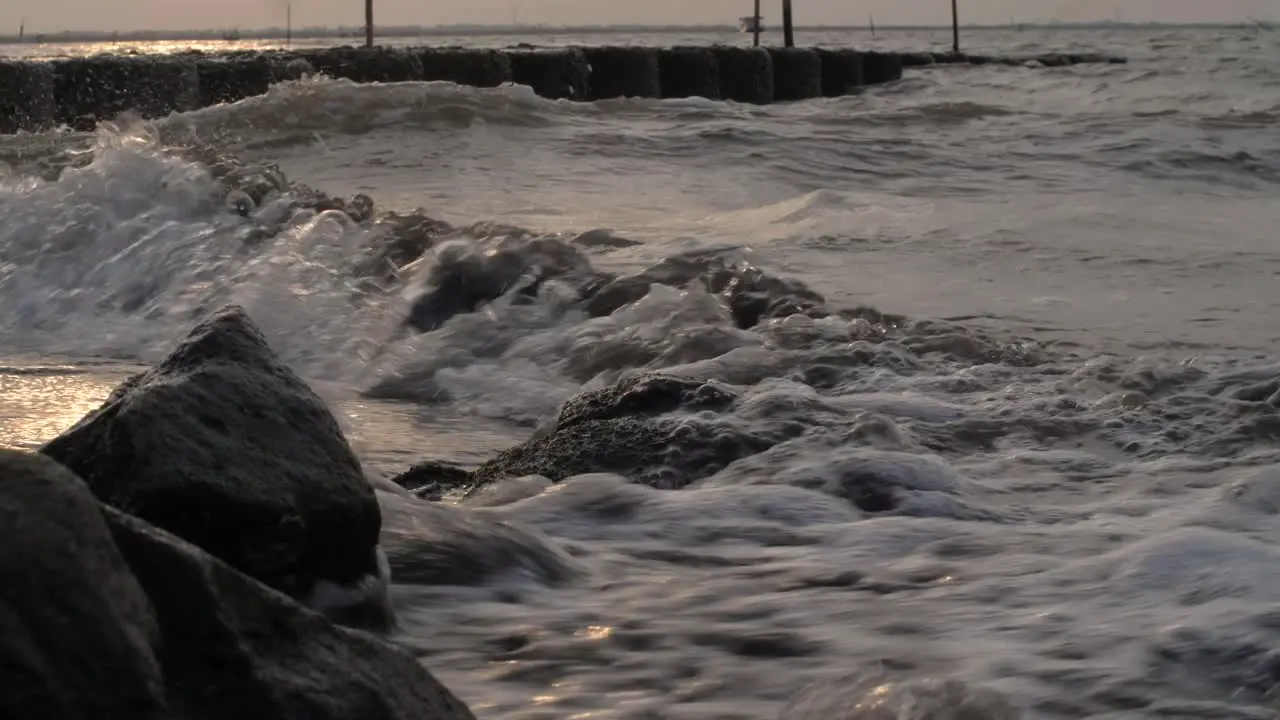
top-left (2, 0), bottom-right (1274, 33)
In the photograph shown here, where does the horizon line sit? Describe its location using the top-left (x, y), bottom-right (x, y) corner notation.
top-left (0, 19), bottom-right (1255, 43)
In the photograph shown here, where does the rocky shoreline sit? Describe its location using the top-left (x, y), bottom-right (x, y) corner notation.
top-left (2, 306), bottom-right (476, 720)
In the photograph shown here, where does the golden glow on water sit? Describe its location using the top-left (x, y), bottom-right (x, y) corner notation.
top-left (577, 625), bottom-right (614, 641)
top-left (0, 367), bottom-right (120, 450)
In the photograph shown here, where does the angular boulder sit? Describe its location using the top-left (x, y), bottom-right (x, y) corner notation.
top-left (583, 249), bottom-right (828, 329)
top-left (41, 305), bottom-right (388, 629)
top-left (0, 450), bottom-right (167, 720)
top-left (469, 374), bottom-right (779, 490)
top-left (104, 505), bottom-right (477, 720)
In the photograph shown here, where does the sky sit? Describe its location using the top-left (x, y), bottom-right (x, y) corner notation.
top-left (3, 0), bottom-right (1275, 33)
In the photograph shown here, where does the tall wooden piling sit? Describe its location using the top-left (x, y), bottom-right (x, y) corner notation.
top-left (365, 0), bottom-right (374, 48)
top-left (753, 0), bottom-right (762, 48)
top-left (782, 0), bottom-right (795, 49)
top-left (951, 0), bottom-right (960, 53)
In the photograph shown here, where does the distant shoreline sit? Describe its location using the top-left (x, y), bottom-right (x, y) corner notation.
top-left (0, 21), bottom-right (1259, 45)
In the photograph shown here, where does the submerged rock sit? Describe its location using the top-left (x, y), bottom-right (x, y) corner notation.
top-left (105, 505), bottom-right (477, 720)
top-left (584, 249), bottom-right (828, 328)
top-left (390, 459), bottom-right (473, 499)
top-left (469, 374), bottom-right (791, 490)
top-left (0, 450), bottom-right (167, 720)
top-left (404, 236), bottom-right (599, 333)
top-left (379, 492), bottom-right (581, 587)
top-left (41, 305), bottom-right (388, 630)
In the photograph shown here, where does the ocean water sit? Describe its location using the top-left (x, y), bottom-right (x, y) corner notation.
top-left (3, 26), bottom-right (1280, 719)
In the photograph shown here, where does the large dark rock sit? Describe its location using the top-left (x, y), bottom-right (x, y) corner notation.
top-left (104, 505), bottom-right (477, 720)
top-left (469, 374), bottom-right (785, 490)
top-left (0, 450), bottom-right (167, 720)
top-left (41, 305), bottom-right (387, 629)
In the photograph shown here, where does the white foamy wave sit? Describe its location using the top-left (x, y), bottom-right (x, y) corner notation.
top-left (3, 68), bottom-right (1280, 720)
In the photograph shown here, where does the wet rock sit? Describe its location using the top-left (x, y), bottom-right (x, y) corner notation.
top-left (404, 237), bottom-right (594, 333)
top-left (354, 213), bottom-right (452, 284)
top-left (470, 374), bottom-right (783, 490)
top-left (390, 459), bottom-right (473, 499)
top-left (583, 250), bottom-right (827, 329)
top-left (0, 450), bottom-right (166, 720)
top-left (556, 373), bottom-right (738, 430)
top-left (570, 228), bottom-right (643, 249)
top-left (41, 305), bottom-right (387, 630)
top-left (379, 494), bottom-right (580, 587)
top-left (224, 189), bottom-right (255, 217)
top-left (218, 162), bottom-right (289, 206)
top-left (347, 193), bottom-right (376, 223)
top-left (105, 505), bottom-right (478, 720)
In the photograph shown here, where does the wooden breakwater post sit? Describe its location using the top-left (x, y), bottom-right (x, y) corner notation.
top-left (365, 0), bottom-right (375, 48)
top-left (781, 0), bottom-right (795, 49)
top-left (507, 48), bottom-right (591, 100)
top-left (0, 47), bottom-right (1136, 134)
top-left (52, 55), bottom-right (200, 131)
top-left (951, 0), bottom-right (961, 53)
top-left (753, 0), bottom-right (762, 48)
top-left (815, 48), bottom-right (864, 97)
top-left (418, 48), bottom-right (513, 87)
top-left (196, 52), bottom-right (311, 107)
top-left (768, 48), bottom-right (821, 101)
top-left (714, 46), bottom-right (774, 104)
top-left (0, 60), bottom-right (56, 133)
top-left (583, 47), bottom-right (661, 100)
top-left (295, 46), bottom-right (423, 83)
top-left (658, 47), bottom-right (720, 100)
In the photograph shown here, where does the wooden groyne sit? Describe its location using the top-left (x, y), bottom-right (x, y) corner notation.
top-left (0, 45), bottom-right (1127, 134)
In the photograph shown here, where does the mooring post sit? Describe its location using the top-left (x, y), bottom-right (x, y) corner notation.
top-left (753, 0), bottom-right (762, 47)
top-left (365, 0), bottom-right (374, 48)
top-left (951, 0), bottom-right (960, 52)
top-left (782, 0), bottom-right (794, 48)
